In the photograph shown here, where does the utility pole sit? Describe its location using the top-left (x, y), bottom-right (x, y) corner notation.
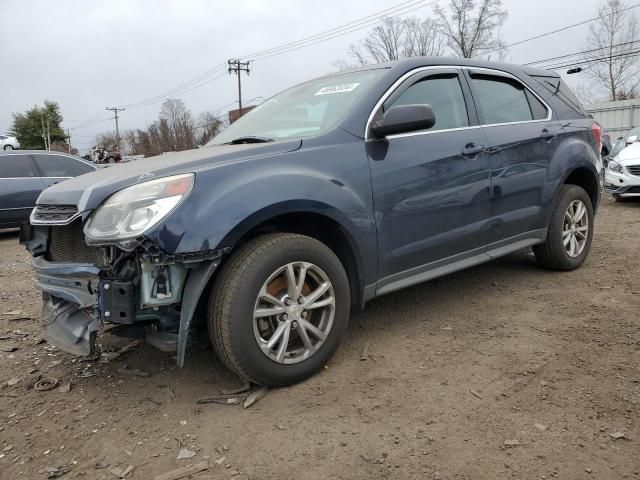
top-left (46, 117), bottom-right (51, 151)
top-left (66, 129), bottom-right (71, 153)
top-left (40, 115), bottom-right (48, 150)
top-left (227, 59), bottom-right (251, 112)
top-left (106, 107), bottom-right (125, 151)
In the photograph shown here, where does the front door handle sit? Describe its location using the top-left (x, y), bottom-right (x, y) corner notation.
top-left (540, 128), bottom-right (556, 140)
top-left (461, 144), bottom-right (485, 156)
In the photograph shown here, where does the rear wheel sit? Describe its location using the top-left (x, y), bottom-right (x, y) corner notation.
top-left (3, 145), bottom-right (13, 150)
top-left (208, 233), bottom-right (350, 386)
top-left (534, 185), bottom-right (594, 270)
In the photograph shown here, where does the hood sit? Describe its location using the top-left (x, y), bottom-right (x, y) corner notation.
top-left (36, 140), bottom-right (302, 211)
top-left (615, 142), bottom-right (640, 164)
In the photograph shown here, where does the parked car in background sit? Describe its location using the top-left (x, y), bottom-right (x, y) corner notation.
top-left (605, 139), bottom-right (640, 201)
top-left (608, 126), bottom-right (640, 160)
top-left (21, 57), bottom-right (601, 386)
top-left (0, 150), bottom-right (96, 228)
top-left (0, 134), bottom-right (20, 150)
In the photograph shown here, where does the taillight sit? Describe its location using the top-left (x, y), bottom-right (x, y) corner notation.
top-left (591, 122), bottom-right (603, 153)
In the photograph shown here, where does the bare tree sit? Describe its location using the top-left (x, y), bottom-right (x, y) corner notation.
top-left (434, 0), bottom-right (508, 59)
top-left (195, 112), bottom-right (224, 146)
top-left (335, 16), bottom-right (445, 68)
top-left (582, 0), bottom-right (640, 101)
top-left (160, 99), bottom-right (196, 150)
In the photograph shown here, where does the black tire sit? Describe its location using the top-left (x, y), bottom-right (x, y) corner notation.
top-left (533, 185), bottom-right (594, 271)
top-left (3, 145), bottom-right (13, 150)
top-left (208, 233), bottom-right (351, 386)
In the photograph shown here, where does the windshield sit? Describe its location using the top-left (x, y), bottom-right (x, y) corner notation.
top-left (208, 69), bottom-right (384, 145)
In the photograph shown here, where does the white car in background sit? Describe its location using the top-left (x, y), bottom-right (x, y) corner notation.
top-left (605, 135), bottom-right (640, 201)
top-left (0, 134), bottom-right (20, 150)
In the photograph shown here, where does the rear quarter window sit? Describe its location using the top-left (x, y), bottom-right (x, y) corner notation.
top-left (531, 75), bottom-right (587, 117)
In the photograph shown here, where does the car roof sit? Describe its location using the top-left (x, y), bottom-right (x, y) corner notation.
top-left (0, 150), bottom-right (81, 158)
top-left (333, 56), bottom-right (560, 79)
top-left (0, 150), bottom-right (97, 168)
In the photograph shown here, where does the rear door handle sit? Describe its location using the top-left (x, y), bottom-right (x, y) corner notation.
top-left (540, 129), bottom-right (556, 140)
top-left (461, 144), bottom-right (485, 156)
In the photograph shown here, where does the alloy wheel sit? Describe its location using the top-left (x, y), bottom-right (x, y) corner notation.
top-left (253, 261), bottom-right (335, 364)
top-left (563, 199), bottom-right (589, 258)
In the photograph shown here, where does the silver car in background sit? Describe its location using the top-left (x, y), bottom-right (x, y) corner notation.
top-left (0, 134), bottom-right (21, 150)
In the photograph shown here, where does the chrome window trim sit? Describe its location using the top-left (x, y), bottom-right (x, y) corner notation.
top-left (364, 65), bottom-right (553, 141)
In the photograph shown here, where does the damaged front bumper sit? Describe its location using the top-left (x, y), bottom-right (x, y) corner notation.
top-left (33, 256), bottom-right (101, 356)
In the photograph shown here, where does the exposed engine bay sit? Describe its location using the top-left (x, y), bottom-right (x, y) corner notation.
top-left (20, 218), bottom-right (223, 364)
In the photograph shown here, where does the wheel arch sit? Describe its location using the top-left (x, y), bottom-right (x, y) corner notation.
top-left (562, 165), bottom-right (600, 211)
top-left (217, 201), bottom-right (367, 308)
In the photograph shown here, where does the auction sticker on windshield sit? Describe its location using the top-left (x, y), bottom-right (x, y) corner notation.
top-left (315, 83), bottom-right (360, 95)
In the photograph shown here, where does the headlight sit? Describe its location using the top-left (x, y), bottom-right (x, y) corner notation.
top-left (84, 173), bottom-right (194, 245)
top-left (608, 160), bottom-right (624, 174)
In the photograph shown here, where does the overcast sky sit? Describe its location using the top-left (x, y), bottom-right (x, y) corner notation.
top-left (0, 0), bottom-right (603, 151)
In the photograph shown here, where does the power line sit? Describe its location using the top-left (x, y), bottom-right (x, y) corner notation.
top-left (242, 0), bottom-right (434, 60)
top-left (113, 0), bottom-right (437, 110)
top-left (489, 2), bottom-right (640, 53)
top-left (538, 48), bottom-right (640, 71)
top-left (524, 40), bottom-right (640, 67)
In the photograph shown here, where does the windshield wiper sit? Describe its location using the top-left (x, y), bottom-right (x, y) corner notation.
top-left (224, 136), bottom-right (274, 145)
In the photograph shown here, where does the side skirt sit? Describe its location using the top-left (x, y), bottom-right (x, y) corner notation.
top-left (374, 229), bottom-right (547, 298)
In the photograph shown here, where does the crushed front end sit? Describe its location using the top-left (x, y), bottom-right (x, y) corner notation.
top-left (20, 173), bottom-right (223, 364)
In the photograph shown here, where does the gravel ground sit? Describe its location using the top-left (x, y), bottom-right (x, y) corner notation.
top-left (0, 196), bottom-right (639, 480)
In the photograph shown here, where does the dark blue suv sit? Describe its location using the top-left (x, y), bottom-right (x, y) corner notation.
top-left (21, 57), bottom-right (601, 386)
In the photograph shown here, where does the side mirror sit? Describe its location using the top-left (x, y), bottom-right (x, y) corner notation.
top-left (626, 135), bottom-right (638, 144)
top-left (370, 104), bottom-right (436, 138)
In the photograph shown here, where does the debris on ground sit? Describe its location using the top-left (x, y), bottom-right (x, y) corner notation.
top-left (45, 465), bottom-right (72, 479)
top-left (0, 344), bottom-right (18, 352)
top-left (534, 423), bottom-right (547, 431)
top-left (503, 439), bottom-right (521, 447)
top-left (153, 460), bottom-right (209, 480)
top-left (57, 381), bottom-right (72, 393)
top-left (176, 448), bottom-right (196, 459)
top-left (221, 381), bottom-right (251, 395)
top-left (214, 456), bottom-right (226, 465)
top-left (360, 339), bottom-right (371, 361)
top-left (469, 388), bottom-right (483, 399)
top-left (244, 386), bottom-right (269, 408)
top-left (5, 377), bottom-right (20, 386)
top-left (99, 340), bottom-right (140, 363)
top-left (117, 366), bottom-right (151, 377)
top-left (34, 377), bottom-right (60, 392)
top-left (110, 464), bottom-right (134, 478)
top-left (608, 431), bottom-right (627, 440)
top-left (197, 394), bottom-right (247, 405)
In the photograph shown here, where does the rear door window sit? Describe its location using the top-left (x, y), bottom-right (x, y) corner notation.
top-left (0, 154), bottom-right (36, 177)
top-left (470, 74), bottom-right (543, 125)
top-left (32, 154), bottom-right (94, 177)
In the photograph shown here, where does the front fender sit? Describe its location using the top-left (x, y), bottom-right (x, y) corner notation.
top-left (144, 135), bottom-right (377, 286)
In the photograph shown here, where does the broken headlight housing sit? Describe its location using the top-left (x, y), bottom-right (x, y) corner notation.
top-left (84, 173), bottom-right (194, 247)
top-left (607, 160), bottom-right (624, 174)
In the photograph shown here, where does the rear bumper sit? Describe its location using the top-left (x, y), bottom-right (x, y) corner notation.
top-left (33, 256), bottom-right (101, 356)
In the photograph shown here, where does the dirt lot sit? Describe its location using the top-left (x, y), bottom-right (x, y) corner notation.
top-left (1, 197), bottom-right (639, 480)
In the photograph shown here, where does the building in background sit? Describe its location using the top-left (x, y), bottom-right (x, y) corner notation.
top-left (228, 106), bottom-right (256, 124)
top-left (587, 99), bottom-right (640, 140)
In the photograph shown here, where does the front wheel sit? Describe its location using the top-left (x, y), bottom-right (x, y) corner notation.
top-left (533, 185), bottom-right (594, 270)
top-left (208, 233), bottom-right (350, 386)
top-left (3, 145), bottom-right (14, 150)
